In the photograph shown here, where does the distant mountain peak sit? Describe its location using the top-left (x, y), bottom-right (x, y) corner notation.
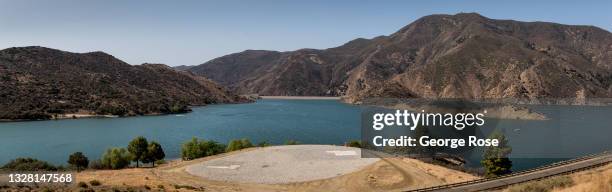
top-left (186, 13), bottom-right (612, 102)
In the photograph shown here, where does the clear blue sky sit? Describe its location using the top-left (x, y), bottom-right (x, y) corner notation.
top-left (1, 0), bottom-right (610, 66)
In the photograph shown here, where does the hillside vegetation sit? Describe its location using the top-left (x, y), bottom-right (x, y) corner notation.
top-left (0, 46), bottom-right (248, 120)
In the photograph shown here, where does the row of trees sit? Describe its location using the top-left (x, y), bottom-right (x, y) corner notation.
top-left (8, 137), bottom-right (292, 171)
top-left (128, 136), bottom-right (165, 167)
top-left (181, 138), bottom-right (226, 160)
top-left (181, 138), bottom-right (267, 160)
top-left (66, 136), bottom-right (166, 171)
top-left (180, 138), bottom-right (300, 160)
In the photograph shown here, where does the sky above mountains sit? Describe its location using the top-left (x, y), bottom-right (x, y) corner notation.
top-left (1, 0), bottom-right (610, 66)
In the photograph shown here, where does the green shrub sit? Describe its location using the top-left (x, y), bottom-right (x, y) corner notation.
top-left (347, 140), bottom-right (362, 148)
top-left (101, 148), bottom-right (131, 169)
top-left (507, 175), bottom-right (574, 192)
top-left (241, 138), bottom-right (254, 148)
top-left (181, 137), bottom-right (225, 160)
top-left (154, 159), bottom-right (166, 165)
top-left (67, 152), bottom-right (89, 172)
top-left (226, 140), bottom-right (242, 152)
top-left (226, 138), bottom-right (254, 152)
top-left (257, 141), bottom-right (271, 147)
top-left (88, 159), bottom-right (105, 170)
top-left (89, 180), bottom-right (101, 186)
top-left (285, 140), bottom-right (299, 145)
top-left (1, 158), bottom-right (58, 171)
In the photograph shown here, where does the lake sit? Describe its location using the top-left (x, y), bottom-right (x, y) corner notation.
top-left (0, 99), bottom-right (610, 172)
top-left (0, 99), bottom-right (362, 165)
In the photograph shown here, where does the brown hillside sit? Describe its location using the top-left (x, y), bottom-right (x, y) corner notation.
top-left (0, 46), bottom-right (247, 120)
top-left (188, 13), bottom-right (612, 103)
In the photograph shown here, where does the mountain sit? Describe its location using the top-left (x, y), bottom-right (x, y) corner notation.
top-left (173, 65), bottom-right (194, 71)
top-left (0, 46), bottom-right (247, 120)
top-left (188, 13), bottom-right (612, 103)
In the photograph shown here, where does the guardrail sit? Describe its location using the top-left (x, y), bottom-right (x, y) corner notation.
top-left (407, 151), bottom-right (611, 192)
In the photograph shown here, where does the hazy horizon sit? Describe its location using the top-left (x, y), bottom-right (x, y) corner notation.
top-left (1, 0), bottom-right (611, 66)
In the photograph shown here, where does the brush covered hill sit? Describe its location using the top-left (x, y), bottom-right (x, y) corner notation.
top-left (0, 46), bottom-right (247, 120)
top-left (188, 13), bottom-right (612, 103)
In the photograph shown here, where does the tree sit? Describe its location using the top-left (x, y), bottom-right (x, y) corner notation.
top-left (143, 141), bottom-right (165, 167)
top-left (481, 130), bottom-right (512, 177)
top-left (127, 136), bottom-right (148, 168)
top-left (67, 152), bottom-right (89, 172)
top-left (181, 138), bottom-right (203, 160)
top-left (240, 138), bottom-right (254, 148)
top-left (257, 141), bottom-right (271, 147)
top-left (226, 140), bottom-right (242, 152)
top-left (101, 148), bottom-right (131, 169)
top-left (181, 137), bottom-right (225, 160)
top-left (346, 140), bottom-right (362, 148)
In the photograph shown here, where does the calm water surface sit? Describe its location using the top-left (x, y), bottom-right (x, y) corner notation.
top-left (0, 99), bottom-right (362, 165)
top-left (0, 99), bottom-right (610, 172)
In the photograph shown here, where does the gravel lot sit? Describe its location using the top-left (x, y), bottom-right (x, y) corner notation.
top-left (185, 145), bottom-right (380, 184)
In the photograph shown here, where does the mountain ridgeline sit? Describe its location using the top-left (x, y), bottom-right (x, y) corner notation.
top-left (188, 13), bottom-right (612, 103)
top-left (0, 46), bottom-right (247, 120)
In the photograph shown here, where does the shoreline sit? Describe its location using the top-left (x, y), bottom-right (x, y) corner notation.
top-left (0, 110), bottom-right (191, 123)
top-left (260, 96), bottom-right (341, 100)
top-left (0, 101), bottom-right (253, 123)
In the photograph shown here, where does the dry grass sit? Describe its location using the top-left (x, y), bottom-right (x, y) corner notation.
top-left (0, 148), bottom-right (481, 192)
top-left (553, 164), bottom-right (612, 192)
top-left (505, 175), bottom-right (574, 192)
top-left (74, 149), bottom-right (478, 192)
top-left (401, 158), bottom-right (479, 184)
top-left (503, 164), bottom-right (612, 192)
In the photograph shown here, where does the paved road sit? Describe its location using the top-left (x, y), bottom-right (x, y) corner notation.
top-left (411, 152), bottom-right (612, 192)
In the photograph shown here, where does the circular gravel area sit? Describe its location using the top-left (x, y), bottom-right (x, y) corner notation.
top-left (185, 145), bottom-right (380, 184)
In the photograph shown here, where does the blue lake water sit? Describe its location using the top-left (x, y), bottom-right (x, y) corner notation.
top-left (0, 99), bottom-right (362, 165)
top-left (0, 99), bottom-right (610, 172)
